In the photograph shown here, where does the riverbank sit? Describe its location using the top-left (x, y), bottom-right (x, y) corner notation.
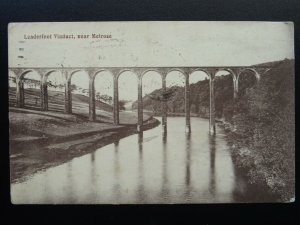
top-left (152, 112), bottom-right (209, 118)
top-left (214, 60), bottom-right (295, 203)
top-left (9, 107), bottom-right (160, 183)
top-left (217, 120), bottom-right (290, 202)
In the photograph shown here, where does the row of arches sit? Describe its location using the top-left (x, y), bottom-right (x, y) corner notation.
top-left (10, 67), bottom-right (260, 87)
top-left (9, 67), bottom-right (263, 134)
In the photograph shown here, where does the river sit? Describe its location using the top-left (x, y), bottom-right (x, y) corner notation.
top-left (11, 117), bottom-right (271, 204)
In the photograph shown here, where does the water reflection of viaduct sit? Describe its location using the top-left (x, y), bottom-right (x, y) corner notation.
top-left (9, 66), bottom-right (269, 134)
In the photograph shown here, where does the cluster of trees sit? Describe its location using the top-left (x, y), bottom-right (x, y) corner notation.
top-left (48, 81), bottom-right (64, 91)
top-left (132, 86), bottom-right (186, 115)
top-left (134, 75), bottom-right (237, 118)
top-left (96, 93), bottom-right (112, 105)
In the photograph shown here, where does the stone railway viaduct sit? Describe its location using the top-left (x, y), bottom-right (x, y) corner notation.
top-left (9, 66), bottom-right (270, 134)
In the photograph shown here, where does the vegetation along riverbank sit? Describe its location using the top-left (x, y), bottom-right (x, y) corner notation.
top-left (135, 59), bottom-right (294, 202)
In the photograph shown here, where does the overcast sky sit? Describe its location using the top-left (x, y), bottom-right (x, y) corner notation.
top-left (8, 21), bottom-right (294, 100)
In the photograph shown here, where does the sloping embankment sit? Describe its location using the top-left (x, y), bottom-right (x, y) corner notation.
top-left (9, 107), bottom-right (159, 183)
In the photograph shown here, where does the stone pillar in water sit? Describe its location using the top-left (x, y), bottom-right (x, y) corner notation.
top-left (137, 76), bottom-right (143, 132)
top-left (185, 75), bottom-right (191, 133)
top-left (113, 75), bottom-right (119, 125)
top-left (209, 77), bottom-right (216, 135)
top-left (16, 78), bottom-right (24, 108)
top-left (64, 71), bottom-right (72, 114)
top-left (162, 75), bottom-right (167, 133)
top-left (233, 77), bottom-right (239, 100)
top-left (88, 74), bottom-right (96, 121)
top-left (232, 76), bottom-right (239, 131)
top-left (41, 77), bottom-right (48, 111)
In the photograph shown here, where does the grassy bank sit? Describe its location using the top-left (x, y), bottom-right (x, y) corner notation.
top-left (9, 107), bottom-right (153, 148)
top-left (9, 107), bottom-right (159, 183)
top-left (9, 87), bottom-right (154, 145)
top-left (9, 87), bottom-right (160, 182)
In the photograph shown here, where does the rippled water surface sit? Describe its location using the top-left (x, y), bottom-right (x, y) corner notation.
top-left (11, 117), bottom-right (247, 204)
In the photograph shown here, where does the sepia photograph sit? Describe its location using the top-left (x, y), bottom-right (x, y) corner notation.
top-left (8, 21), bottom-right (295, 204)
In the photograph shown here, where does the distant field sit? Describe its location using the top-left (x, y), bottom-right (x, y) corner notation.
top-left (9, 87), bottom-right (151, 124)
top-left (9, 87), bottom-right (112, 112)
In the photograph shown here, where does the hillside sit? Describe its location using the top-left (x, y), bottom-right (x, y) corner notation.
top-left (133, 72), bottom-right (254, 120)
top-left (229, 59), bottom-right (295, 201)
top-left (9, 87), bottom-right (113, 113)
top-left (133, 59), bottom-right (295, 201)
top-left (9, 87), bottom-right (155, 126)
top-left (134, 60), bottom-right (291, 121)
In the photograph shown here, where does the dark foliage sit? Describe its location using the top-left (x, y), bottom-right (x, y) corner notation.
top-left (230, 59), bottom-right (294, 201)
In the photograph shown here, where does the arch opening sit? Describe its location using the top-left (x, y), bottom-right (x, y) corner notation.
top-left (118, 71), bottom-right (138, 124)
top-left (70, 70), bottom-right (89, 118)
top-left (214, 70), bottom-right (234, 121)
top-left (238, 69), bottom-right (259, 95)
top-left (141, 71), bottom-right (162, 117)
top-left (94, 71), bottom-right (114, 122)
top-left (45, 71), bottom-right (65, 112)
top-left (189, 71), bottom-right (210, 118)
top-left (21, 71), bottom-right (42, 109)
top-left (165, 70), bottom-right (186, 115)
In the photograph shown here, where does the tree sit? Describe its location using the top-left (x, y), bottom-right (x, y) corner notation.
top-left (100, 94), bottom-right (113, 105)
top-left (119, 100), bottom-right (126, 111)
top-left (96, 92), bottom-right (101, 101)
top-left (70, 84), bottom-right (77, 91)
